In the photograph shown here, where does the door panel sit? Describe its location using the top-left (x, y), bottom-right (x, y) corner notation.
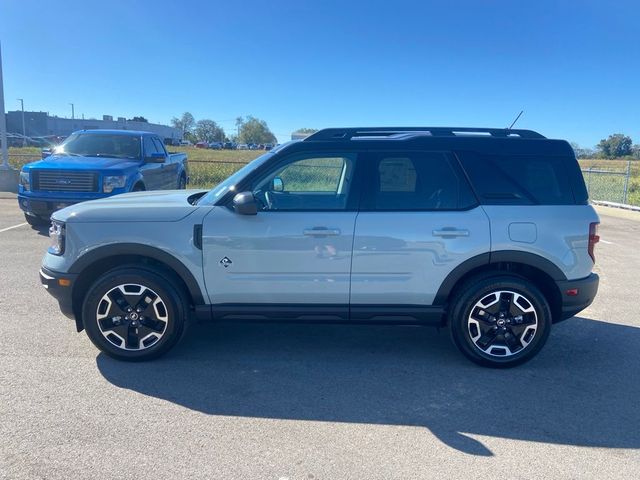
top-left (350, 208), bottom-right (490, 305)
top-left (202, 207), bottom-right (357, 304)
top-left (351, 150), bottom-right (490, 306)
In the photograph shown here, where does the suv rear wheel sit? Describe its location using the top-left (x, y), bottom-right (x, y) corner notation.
top-left (82, 267), bottom-right (188, 361)
top-left (449, 274), bottom-right (551, 368)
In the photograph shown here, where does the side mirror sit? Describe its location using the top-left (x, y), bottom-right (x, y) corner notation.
top-left (41, 149), bottom-right (52, 159)
top-left (145, 152), bottom-right (165, 163)
top-left (233, 191), bottom-right (258, 215)
top-left (272, 177), bottom-right (284, 192)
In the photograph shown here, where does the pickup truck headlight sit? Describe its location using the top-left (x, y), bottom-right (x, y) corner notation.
top-left (19, 171), bottom-right (30, 191)
top-left (48, 221), bottom-right (65, 255)
top-left (103, 175), bottom-right (127, 193)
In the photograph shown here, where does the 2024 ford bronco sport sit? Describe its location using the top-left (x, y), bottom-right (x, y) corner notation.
top-left (40, 127), bottom-right (600, 367)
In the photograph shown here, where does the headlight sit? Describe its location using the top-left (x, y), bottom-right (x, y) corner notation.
top-left (19, 171), bottom-right (30, 191)
top-left (103, 175), bottom-right (127, 193)
top-left (48, 221), bottom-right (65, 255)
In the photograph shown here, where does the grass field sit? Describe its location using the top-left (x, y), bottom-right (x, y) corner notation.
top-left (6, 146), bottom-right (640, 205)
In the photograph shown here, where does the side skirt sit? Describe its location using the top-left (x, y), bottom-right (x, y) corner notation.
top-left (195, 304), bottom-right (446, 326)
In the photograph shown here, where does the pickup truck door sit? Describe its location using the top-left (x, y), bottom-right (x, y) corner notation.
top-left (201, 151), bottom-right (362, 320)
top-left (153, 137), bottom-right (180, 189)
top-left (140, 136), bottom-right (164, 190)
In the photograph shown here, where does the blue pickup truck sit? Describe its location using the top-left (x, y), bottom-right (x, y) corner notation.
top-left (18, 129), bottom-right (188, 226)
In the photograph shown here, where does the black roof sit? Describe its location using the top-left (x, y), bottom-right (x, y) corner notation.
top-left (304, 127), bottom-right (545, 141)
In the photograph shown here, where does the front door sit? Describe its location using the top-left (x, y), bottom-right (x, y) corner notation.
top-left (202, 151), bottom-right (361, 319)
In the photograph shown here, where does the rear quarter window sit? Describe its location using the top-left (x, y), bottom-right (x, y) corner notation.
top-left (457, 152), bottom-right (580, 205)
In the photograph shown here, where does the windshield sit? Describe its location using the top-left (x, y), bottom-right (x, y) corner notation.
top-left (197, 152), bottom-right (275, 205)
top-left (54, 133), bottom-right (142, 160)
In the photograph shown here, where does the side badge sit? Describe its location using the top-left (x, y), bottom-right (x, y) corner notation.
top-left (219, 257), bottom-right (233, 268)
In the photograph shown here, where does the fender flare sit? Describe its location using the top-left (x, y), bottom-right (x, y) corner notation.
top-left (433, 250), bottom-right (567, 305)
top-left (68, 243), bottom-right (205, 305)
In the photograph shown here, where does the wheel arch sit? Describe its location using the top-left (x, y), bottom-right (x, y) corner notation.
top-left (436, 251), bottom-right (566, 323)
top-left (69, 243), bottom-right (205, 331)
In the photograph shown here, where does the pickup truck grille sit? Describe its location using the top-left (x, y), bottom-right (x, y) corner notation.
top-left (32, 171), bottom-right (99, 192)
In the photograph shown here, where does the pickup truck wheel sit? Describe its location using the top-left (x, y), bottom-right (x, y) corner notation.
top-left (24, 213), bottom-right (49, 227)
top-left (82, 268), bottom-right (188, 361)
top-left (449, 275), bottom-right (551, 368)
top-left (178, 175), bottom-right (186, 189)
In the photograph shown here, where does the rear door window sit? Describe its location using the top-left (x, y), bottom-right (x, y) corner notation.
top-left (458, 153), bottom-right (576, 205)
top-left (363, 152), bottom-right (477, 211)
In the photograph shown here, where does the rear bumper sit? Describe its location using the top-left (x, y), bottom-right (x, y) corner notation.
top-left (39, 266), bottom-right (82, 330)
top-left (555, 273), bottom-right (599, 322)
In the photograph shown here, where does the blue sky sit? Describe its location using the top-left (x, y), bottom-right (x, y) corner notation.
top-left (1, 0), bottom-right (638, 146)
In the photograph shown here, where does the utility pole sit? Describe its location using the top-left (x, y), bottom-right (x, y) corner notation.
top-left (69, 103), bottom-right (75, 120)
top-left (0, 42), bottom-right (9, 169)
top-left (17, 98), bottom-right (26, 146)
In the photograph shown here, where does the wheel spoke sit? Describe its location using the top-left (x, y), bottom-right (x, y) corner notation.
top-left (133, 289), bottom-right (158, 314)
top-left (499, 292), bottom-right (513, 315)
top-left (471, 306), bottom-right (495, 324)
top-left (503, 329), bottom-right (522, 352)
top-left (476, 327), bottom-right (499, 350)
top-left (126, 324), bottom-right (140, 350)
top-left (140, 316), bottom-right (165, 332)
top-left (107, 288), bottom-right (131, 314)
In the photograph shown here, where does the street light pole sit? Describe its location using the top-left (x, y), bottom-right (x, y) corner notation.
top-left (0, 42), bottom-right (9, 169)
top-left (18, 98), bottom-right (25, 146)
top-left (69, 103), bottom-right (74, 120)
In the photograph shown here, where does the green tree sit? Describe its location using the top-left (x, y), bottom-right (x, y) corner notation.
top-left (293, 128), bottom-right (318, 134)
top-left (129, 116), bottom-right (148, 123)
top-left (195, 119), bottom-right (225, 142)
top-left (597, 134), bottom-right (633, 158)
top-left (236, 116), bottom-right (277, 144)
top-left (570, 142), bottom-right (595, 159)
top-left (171, 112), bottom-right (196, 137)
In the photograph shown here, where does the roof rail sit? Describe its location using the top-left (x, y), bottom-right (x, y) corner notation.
top-left (303, 127), bottom-right (546, 141)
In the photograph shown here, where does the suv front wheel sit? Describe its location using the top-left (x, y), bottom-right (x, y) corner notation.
top-left (449, 275), bottom-right (551, 368)
top-left (82, 267), bottom-right (188, 361)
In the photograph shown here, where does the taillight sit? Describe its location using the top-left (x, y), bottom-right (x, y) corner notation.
top-left (588, 222), bottom-right (600, 263)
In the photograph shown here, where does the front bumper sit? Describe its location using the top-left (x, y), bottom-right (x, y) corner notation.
top-left (39, 266), bottom-right (82, 331)
top-left (18, 193), bottom-right (104, 217)
top-left (555, 273), bottom-right (599, 322)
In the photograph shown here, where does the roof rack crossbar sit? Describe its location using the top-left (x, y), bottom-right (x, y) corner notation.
top-left (304, 127), bottom-right (545, 141)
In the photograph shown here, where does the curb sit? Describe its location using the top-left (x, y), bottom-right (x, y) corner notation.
top-left (592, 200), bottom-right (640, 212)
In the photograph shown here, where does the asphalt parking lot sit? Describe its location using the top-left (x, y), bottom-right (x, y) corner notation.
top-left (1, 197), bottom-right (639, 480)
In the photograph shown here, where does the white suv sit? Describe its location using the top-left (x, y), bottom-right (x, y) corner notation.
top-left (40, 127), bottom-right (600, 367)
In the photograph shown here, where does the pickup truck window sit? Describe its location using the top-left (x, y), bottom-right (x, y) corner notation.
top-left (55, 133), bottom-right (141, 160)
top-left (152, 137), bottom-right (167, 155)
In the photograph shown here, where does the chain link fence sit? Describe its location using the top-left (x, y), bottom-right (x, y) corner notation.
top-left (581, 160), bottom-right (638, 207)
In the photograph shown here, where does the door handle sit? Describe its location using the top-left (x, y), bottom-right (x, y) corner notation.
top-left (432, 228), bottom-right (470, 238)
top-left (303, 227), bottom-right (341, 236)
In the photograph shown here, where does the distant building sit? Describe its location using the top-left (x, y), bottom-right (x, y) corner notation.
top-left (291, 131), bottom-right (314, 141)
top-left (5, 111), bottom-right (181, 143)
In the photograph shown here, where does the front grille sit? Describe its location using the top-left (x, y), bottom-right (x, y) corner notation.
top-left (32, 170), bottom-right (99, 192)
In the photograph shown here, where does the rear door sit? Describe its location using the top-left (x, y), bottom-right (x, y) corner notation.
top-left (350, 150), bottom-right (490, 308)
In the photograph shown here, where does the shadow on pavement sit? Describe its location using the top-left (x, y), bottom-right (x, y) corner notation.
top-left (97, 317), bottom-right (640, 456)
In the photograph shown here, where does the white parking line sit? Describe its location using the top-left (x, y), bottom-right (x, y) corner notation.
top-left (0, 222), bottom-right (28, 233)
top-left (600, 239), bottom-right (614, 245)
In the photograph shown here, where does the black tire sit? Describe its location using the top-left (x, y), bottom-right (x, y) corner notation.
top-left (449, 274), bottom-right (551, 368)
top-left (178, 174), bottom-right (186, 189)
top-left (132, 183), bottom-right (145, 192)
top-left (82, 267), bottom-right (188, 361)
top-left (24, 213), bottom-right (49, 227)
